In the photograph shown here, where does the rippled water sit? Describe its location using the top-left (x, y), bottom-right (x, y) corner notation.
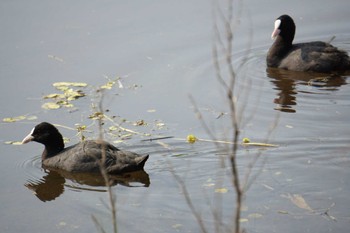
top-left (1, 0), bottom-right (350, 233)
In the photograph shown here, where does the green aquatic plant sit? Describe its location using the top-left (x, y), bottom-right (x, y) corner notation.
top-left (42, 82), bottom-right (87, 109)
top-left (2, 115), bottom-right (37, 123)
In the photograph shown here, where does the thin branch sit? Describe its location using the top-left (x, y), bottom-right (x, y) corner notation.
top-left (171, 167), bottom-right (209, 233)
top-left (92, 90), bottom-right (118, 233)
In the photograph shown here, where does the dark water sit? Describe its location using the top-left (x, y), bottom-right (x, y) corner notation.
top-left (1, 0), bottom-right (350, 232)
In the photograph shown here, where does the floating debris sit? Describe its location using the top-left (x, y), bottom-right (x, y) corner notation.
top-left (187, 134), bottom-right (197, 144)
top-left (2, 115), bottom-right (37, 123)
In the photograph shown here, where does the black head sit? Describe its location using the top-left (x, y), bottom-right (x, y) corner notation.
top-left (22, 122), bottom-right (65, 153)
top-left (271, 14), bottom-right (296, 45)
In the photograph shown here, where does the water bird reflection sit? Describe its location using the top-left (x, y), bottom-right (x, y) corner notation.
top-left (25, 169), bottom-right (150, 202)
top-left (266, 68), bottom-right (347, 113)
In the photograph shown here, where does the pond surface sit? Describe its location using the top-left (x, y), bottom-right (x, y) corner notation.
top-left (1, 0), bottom-right (349, 232)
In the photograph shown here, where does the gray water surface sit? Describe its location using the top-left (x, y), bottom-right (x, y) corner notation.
top-left (1, 1), bottom-right (349, 232)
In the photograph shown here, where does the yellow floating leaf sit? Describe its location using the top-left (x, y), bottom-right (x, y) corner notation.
top-left (203, 183), bottom-right (215, 188)
top-left (65, 90), bottom-right (85, 100)
top-left (43, 93), bottom-right (64, 99)
top-left (134, 120), bottom-right (146, 126)
top-left (239, 218), bottom-right (248, 223)
top-left (248, 213), bottom-right (263, 219)
top-left (88, 112), bottom-right (104, 120)
top-left (187, 134), bottom-right (197, 144)
top-left (56, 100), bottom-right (74, 108)
top-left (100, 81), bottom-right (115, 89)
top-left (2, 118), bottom-right (16, 123)
top-left (172, 224), bottom-right (182, 229)
top-left (109, 126), bottom-right (119, 131)
top-left (4, 141), bottom-right (23, 145)
top-left (156, 122), bottom-right (165, 129)
top-left (242, 137), bottom-right (250, 143)
top-left (147, 109), bottom-right (156, 113)
top-left (26, 115), bottom-right (38, 121)
top-left (113, 140), bottom-right (123, 144)
top-left (3, 115), bottom-right (37, 123)
top-left (288, 194), bottom-right (313, 212)
top-left (42, 102), bottom-right (61, 110)
top-left (63, 137), bottom-right (70, 143)
top-left (53, 82), bottom-right (87, 87)
top-left (76, 125), bottom-right (87, 131)
top-left (55, 86), bottom-right (69, 92)
top-left (215, 188), bottom-right (228, 193)
top-left (3, 115), bottom-right (26, 123)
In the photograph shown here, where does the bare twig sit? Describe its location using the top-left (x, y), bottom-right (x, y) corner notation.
top-left (171, 167), bottom-right (209, 233)
top-left (91, 90), bottom-right (118, 233)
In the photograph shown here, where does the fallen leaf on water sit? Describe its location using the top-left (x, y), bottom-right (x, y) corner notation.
top-left (101, 80), bottom-right (116, 89)
top-left (4, 141), bottom-right (23, 145)
top-left (117, 79), bottom-right (124, 88)
top-left (26, 115), bottom-right (38, 121)
top-left (3, 115), bottom-right (37, 123)
top-left (56, 100), bottom-right (74, 108)
top-left (134, 119), bottom-right (146, 126)
top-left (53, 82), bottom-right (87, 87)
top-left (248, 213), bottom-right (263, 219)
top-left (48, 55), bottom-right (64, 63)
top-left (155, 121), bottom-right (166, 129)
top-left (43, 93), bottom-right (64, 99)
top-left (288, 193), bottom-right (313, 212)
top-left (187, 134), bottom-right (197, 144)
top-left (89, 112), bottom-right (104, 120)
top-left (65, 89), bottom-right (85, 100)
top-left (261, 183), bottom-right (274, 191)
top-left (42, 102), bottom-right (61, 110)
top-left (278, 210), bottom-right (289, 214)
top-left (239, 218), bottom-right (248, 223)
top-left (109, 126), bottom-right (119, 131)
top-left (63, 137), bottom-right (70, 143)
top-left (2, 115), bottom-right (26, 123)
top-left (242, 137), bottom-right (250, 143)
top-left (203, 183), bottom-right (215, 188)
top-left (172, 224), bottom-right (182, 229)
top-left (215, 188), bottom-right (228, 193)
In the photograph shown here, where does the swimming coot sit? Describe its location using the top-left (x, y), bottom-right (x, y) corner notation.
top-left (267, 14), bottom-right (350, 73)
top-left (22, 122), bottom-right (149, 174)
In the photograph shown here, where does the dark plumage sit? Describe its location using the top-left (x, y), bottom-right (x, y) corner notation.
top-left (267, 15), bottom-right (350, 73)
top-left (22, 122), bottom-right (149, 174)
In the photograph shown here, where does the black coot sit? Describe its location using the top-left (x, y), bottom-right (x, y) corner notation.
top-left (22, 122), bottom-right (149, 174)
top-left (267, 15), bottom-right (350, 73)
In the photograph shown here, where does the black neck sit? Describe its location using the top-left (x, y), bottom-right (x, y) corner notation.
top-left (42, 141), bottom-right (64, 159)
top-left (267, 36), bottom-right (293, 67)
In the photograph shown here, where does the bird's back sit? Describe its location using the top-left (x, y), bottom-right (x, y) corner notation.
top-left (43, 140), bottom-right (148, 174)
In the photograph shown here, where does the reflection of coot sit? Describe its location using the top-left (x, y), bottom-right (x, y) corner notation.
top-left (25, 170), bottom-right (65, 202)
top-left (267, 67), bottom-right (347, 113)
top-left (25, 169), bottom-right (150, 202)
top-left (21, 122), bottom-right (149, 174)
top-left (267, 15), bottom-right (350, 73)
